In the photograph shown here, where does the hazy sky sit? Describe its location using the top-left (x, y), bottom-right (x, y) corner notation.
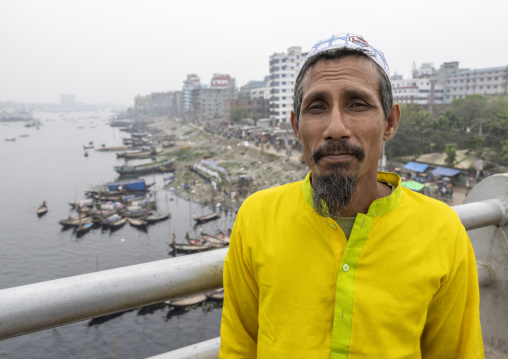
top-left (1, 0), bottom-right (507, 106)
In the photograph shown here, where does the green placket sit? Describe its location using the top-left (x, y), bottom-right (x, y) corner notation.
top-left (329, 214), bottom-right (373, 359)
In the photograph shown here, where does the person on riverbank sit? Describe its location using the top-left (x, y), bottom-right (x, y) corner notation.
top-left (219, 33), bottom-right (483, 358)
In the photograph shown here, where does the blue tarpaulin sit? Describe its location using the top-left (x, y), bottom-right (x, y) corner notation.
top-left (430, 167), bottom-right (462, 177)
top-left (403, 162), bottom-right (429, 173)
top-left (107, 179), bottom-right (147, 191)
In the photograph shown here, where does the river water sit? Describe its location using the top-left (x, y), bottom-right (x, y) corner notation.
top-left (0, 110), bottom-right (234, 358)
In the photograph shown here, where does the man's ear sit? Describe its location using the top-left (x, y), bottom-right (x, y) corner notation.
top-left (290, 110), bottom-right (301, 143)
top-left (383, 103), bottom-right (401, 141)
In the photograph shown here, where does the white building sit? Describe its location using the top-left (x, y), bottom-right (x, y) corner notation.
top-left (182, 74), bottom-right (201, 114)
top-left (269, 46), bottom-right (305, 126)
top-left (444, 66), bottom-right (508, 103)
top-left (250, 86), bottom-right (270, 100)
top-left (391, 78), bottom-right (444, 105)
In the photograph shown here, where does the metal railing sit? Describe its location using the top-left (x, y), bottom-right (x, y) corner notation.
top-left (1, 175), bottom-right (508, 358)
top-left (0, 248), bottom-right (227, 340)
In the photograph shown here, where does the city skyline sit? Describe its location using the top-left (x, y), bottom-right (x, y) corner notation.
top-left (1, 0), bottom-right (507, 106)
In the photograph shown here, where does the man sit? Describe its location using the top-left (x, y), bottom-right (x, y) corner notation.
top-left (220, 33), bottom-right (483, 358)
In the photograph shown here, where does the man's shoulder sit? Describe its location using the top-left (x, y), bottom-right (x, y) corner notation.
top-left (400, 186), bottom-right (461, 220)
top-left (248, 180), bottom-right (303, 200)
top-left (241, 180), bottom-right (305, 210)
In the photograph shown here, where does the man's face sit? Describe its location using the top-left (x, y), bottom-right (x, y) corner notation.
top-left (291, 57), bottom-right (397, 183)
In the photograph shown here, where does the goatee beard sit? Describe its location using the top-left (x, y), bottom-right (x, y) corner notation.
top-left (310, 140), bottom-right (364, 217)
top-left (312, 168), bottom-right (358, 217)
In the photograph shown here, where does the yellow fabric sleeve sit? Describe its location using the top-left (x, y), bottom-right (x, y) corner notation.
top-left (421, 228), bottom-right (484, 358)
top-left (219, 214), bottom-right (259, 358)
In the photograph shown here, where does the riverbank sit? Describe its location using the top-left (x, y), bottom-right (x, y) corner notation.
top-left (152, 119), bottom-right (309, 210)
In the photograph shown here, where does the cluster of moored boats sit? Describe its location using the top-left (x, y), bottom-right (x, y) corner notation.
top-left (168, 230), bottom-right (230, 255)
top-left (58, 179), bottom-right (170, 235)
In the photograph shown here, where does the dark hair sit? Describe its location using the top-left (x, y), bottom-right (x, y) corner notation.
top-left (293, 48), bottom-right (393, 124)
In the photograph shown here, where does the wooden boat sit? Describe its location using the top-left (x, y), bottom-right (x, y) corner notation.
top-left (88, 192), bottom-right (124, 202)
top-left (114, 158), bottom-right (175, 176)
top-left (125, 200), bottom-right (156, 210)
top-left (75, 222), bottom-right (93, 234)
top-left (201, 233), bottom-right (227, 245)
top-left (59, 216), bottom-right (93, 227)
top-left (170, 242), bottom-right (214, 253)
top-left (146, 213), bottom-right (170, 224)
top-left (128, 217), bottom-right (147, 228)
top-left (109, 216), bottom-right (128, 229)
top-left (206, 288), bottom-right (225, 301)
top-left (167, 293), bottom-right (207, 307)
top-left (185, 233), bottom-right (202, 246)
top-left (97, 203), bottom-right (122, 211)
top-left (69, 199), bottom-right (94, 209)
top-left (95, 146), bottom-right (131, 152)
top-left (106, 179), bottom-right (151, 192)
top-left (116, 148), bottom-right (162, 159)
top-left (193, 211), bottom-right (220, 224)
top-left (120, 208), bottom-right (152, 218)
top-left (169, 233), bottom-right (215, 254)
top-left (89, 209), bottom-right (116, 221)
top-left (100, 213), bottom-right (121, 226)
top-left (36, 203), bottom-right (48, 217)
top-left (216, 232), bottom-right (230, 244)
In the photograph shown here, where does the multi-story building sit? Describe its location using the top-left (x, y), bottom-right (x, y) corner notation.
top-left (400, 62), bottom-right (508, 104)
top-left (134, 91), bottom-right (182, 117)
top-left (412, 62), bottom-right (435, 79)
top-left (444, 66), bottom-right (508, 103)
top-left (391, 77), bottom-right (444, 105)
top-left (238, 76), bottom-right (270, 100)
top-left (269, 46), bottom-right (306, 126)
top-left (191, 74), bottom-right (236, 121)
top-left (435, 62), bottom-right (460, 85)
top-left (250, 85), bottom-right (270, 100)
top-left (182, 74), bottom-right (201, 114)
top-left (223, 98), bottom-right (270, 122)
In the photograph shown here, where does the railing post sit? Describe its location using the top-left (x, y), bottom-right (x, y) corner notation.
top-left (461, 173), bottom-right (508, 354)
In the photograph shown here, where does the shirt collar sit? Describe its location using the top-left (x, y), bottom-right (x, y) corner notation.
top-left (301, 171), bottom-right (402, 217)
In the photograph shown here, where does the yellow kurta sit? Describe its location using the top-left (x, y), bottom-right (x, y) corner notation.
top-left (220, 172), bottom-right (483, 358)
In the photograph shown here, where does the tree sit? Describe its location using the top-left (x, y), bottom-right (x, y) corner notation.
top-left (445, 143), bottom-right (457, 167)
top-left (384, 96), bottom-right (508, 170)
top-left (230, 107), bottom-right (249, 122)
top-left (385, 104), bottom-right (432, 159)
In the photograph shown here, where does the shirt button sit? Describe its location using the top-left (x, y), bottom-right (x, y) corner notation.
top-left (343, 264), bottom-right (350, 272)
top-left (330, 224), bottom-right (337, 230)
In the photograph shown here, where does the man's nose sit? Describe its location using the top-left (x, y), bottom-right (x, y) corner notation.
top-left (322, 107), bottom-right (352, 140)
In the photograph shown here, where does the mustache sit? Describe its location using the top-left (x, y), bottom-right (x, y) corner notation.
top-left (311, 141), bottom-right (365, 164)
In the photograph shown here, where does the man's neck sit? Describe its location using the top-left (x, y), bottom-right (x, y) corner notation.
top-left (339, 175), bottom-right (392, 217)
